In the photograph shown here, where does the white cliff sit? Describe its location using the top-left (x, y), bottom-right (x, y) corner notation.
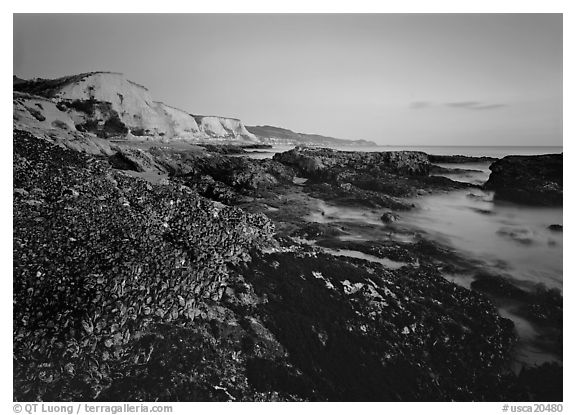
top-left (14, 72), bottom-right (257, 141)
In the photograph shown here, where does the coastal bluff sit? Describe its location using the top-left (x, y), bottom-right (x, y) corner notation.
top-left (14, 72), bottom-right (257, 142)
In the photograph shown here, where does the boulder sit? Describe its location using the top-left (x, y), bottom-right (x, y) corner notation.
top-left (380, 211), bottom-right (399, 223)
top-left (484, 154), bottom-right (562, 206)
top-left (108, 148), bottom-right (162, 173)
top-left (179, 154), bottom-right (295, 193)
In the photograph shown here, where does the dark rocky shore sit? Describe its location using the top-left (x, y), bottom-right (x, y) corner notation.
top-left (13, 134), bottom-right (562, 401)
top-left (484, 154), bottom-right (562, 206)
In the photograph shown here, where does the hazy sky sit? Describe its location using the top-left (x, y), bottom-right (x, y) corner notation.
top-left (13, 14), bottom-right (562, 146)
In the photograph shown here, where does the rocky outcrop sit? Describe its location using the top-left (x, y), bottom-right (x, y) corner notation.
top-left (380, 211), bottom-right (399, 223)
top-left (273, 146), bottom-right (463, 201)
top-left (108, 147), bottom-right (166, 173)
top-left (274, 147), bottom-right (430, 178)
top-left (175, 154), bottom-right (296, 203)
top-left (484, 154), bottom-right (562, 205)
top-left (14, 72), bottom-right (256, 141)
top-left (242, 252), bottom-right (517, 401)
top-left (429, 154), bottom-right (498, 164)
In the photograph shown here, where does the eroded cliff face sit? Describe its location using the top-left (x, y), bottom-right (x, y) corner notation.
top-left (195, 116), bottom-right (255, 139)
top-left (13, 91), bottom-right (118, 156)
top-left (14, 72), bottom-right (257, 141)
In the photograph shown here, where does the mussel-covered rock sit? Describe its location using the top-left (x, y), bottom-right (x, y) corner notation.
top-left (13, 129), bottom-right (562, 402)
top-left (13, 130), bottom-right (277, 401)
top-left (274, 147), bottom-right (430, 178)
top-left (484, 154), bottom-right (562, 206)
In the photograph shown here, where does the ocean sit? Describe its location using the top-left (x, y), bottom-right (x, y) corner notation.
top-left (244, 144), bottom-right (563, 159)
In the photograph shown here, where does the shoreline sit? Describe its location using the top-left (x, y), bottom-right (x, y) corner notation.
top-left (13, 132), bottom-right (563, 401)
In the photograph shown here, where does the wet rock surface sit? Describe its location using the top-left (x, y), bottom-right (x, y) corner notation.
top-left (240, 251), bottom-right (517, 401)
top-left (14, 130), bottom-right (277, 401)
top-left (428, 154), bottom-right (498, 164)
top-left (484, 154), bottom-right (562, 206)
top-left (274, 146), bottom-right (430, 178)
top-left (13, 131), bottom-right (562, 401)
top-left (273, 147), bottom-right (472, 200)
top-left (470, 274), bottom-right (562, 360)
top-left (174, 155), bottom-right (296, 204)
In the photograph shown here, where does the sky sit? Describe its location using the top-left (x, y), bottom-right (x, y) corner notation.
top-left (13, 14), bottom-right (562, 146)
